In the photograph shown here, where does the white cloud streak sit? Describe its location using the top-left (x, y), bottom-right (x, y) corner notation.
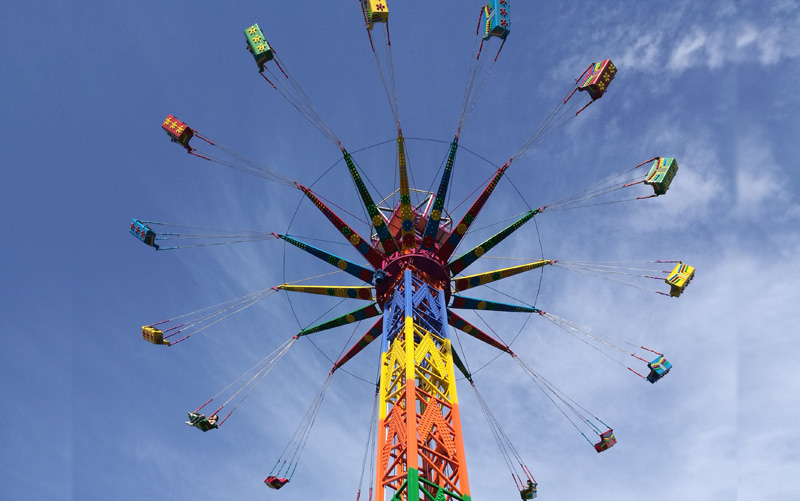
top-left (615, 4), bottom-right (800, 74)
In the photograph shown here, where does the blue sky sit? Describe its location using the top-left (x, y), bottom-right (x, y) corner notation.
top-left (2, 1), bottom-right (799, 499)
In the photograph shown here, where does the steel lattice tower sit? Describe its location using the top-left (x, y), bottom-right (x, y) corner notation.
top-left (376, 269), bottom-right (470, 500)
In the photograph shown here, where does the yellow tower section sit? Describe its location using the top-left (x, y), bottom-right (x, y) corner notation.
top-left (376, 269), bottom-right (470, 501)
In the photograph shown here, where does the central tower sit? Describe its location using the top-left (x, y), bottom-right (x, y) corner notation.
top-left (376, 268), bottom-right (470, 501)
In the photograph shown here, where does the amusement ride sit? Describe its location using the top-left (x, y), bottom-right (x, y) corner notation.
top-left (132, 2), bottom-right (694, 500)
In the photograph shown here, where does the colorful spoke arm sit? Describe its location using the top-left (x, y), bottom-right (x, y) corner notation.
top-left (295, 183), bottom-right (385, 269)
top-left (450, 346), bottom-right (473, 380)
top-left (330, 317), bottom-right (383, 373)
top-left (450, 295), bottom-right (541, 313)
top-left (447, 309), bottom-right (513, 355)
top-left (452, 260), bottom-right (552, 292)
top-left (276, 233), bottom-right (376, 284)
top-left (436, 162), bottom-right (509, 261)
top-left (342, 148), bottom-right (399, 257)
top-left (299, 303), bottom-right (382, 336)
top-left (277, 284), bottom-right (374, 301)
top-left (396, 132), bottom-right (416, 252)
top-left (448, 208), bottom-right (540, 276)
top-left (420, 136), bottom-right (459, 252)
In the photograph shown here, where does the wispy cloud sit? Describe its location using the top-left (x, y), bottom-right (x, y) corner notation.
top-left (668, 28), bottom-right (728, 71)
top-left (736, 10), bottom-right (800, 65)
top-left (614, 4), bottom-right (800, 75)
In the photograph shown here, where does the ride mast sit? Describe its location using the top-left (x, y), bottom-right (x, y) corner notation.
top-left (376, 268), bottom-right (470, 501)
top-left (363, 132), bottom-right (533, 500)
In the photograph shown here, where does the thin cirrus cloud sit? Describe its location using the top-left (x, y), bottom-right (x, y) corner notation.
top-left (611, 7), bottom-right (800, 73)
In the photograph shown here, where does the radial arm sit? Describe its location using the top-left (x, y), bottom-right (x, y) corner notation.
top-left (296, 183), bottom-right (385, 269)
top-left (278, 284), bottom-right (374, 301)
top-left (448, 208), bottom-right (540, 276)
top-left (420, 137), bottom-right (459, 252)
top-left (450, 346), bottom-right (473, 381)
top-left (299, 303), bottom-right (383, 336)
top-left (450, 295), bottom-right (541, 313)
top-left (396, 132), bottom-right (417, 252)
top-left (342, 148), bottom-right (399, 256)
top-left (447, 309), bottom-right (513, 355)
top-left (452, 260), bottom-right (552, 292)
top-left (276, 233), bottom-right (376, 284)
top-left (436, 162), bottom-right (509, 261)
top-left (330, 317), bottom-right (383, 373)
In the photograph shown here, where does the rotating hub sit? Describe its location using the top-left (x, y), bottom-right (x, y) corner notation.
top-left (375, 252), bottom-right (450, 308)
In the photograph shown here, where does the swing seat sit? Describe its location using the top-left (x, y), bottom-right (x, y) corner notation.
top-left (130, 219), bottom-right (160, 250)
top-left (186, 412), bottom-right (218, 432)
top-left (480, 0), bottom-right (510, 41)
top-left (644, 157), bottom-right (678, 195)
top-left (578, 59), bottom-right (616, 100)
top-left (520, 481), bottom-right (538, 499)
top-left (646, 355), bottom-right (672, 383)
top-left (142, 326), bottom-right (170, 346)
top-left (665, 262), bottom-right (694, 297)
top-left (360, 0), bottom-right (389, 31)
top-left (594, 429), bottom-right (616, 453)
top-left (244, 24), bottom-right (274, 72)
top-left (162, 115), bottom-right (193, 150)
top-left (264, 476), bottom-right (289, 490)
